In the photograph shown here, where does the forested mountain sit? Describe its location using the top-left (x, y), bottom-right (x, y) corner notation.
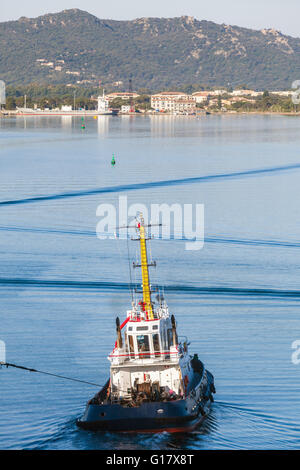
top-left (1, 8), bottom-right (300, 90)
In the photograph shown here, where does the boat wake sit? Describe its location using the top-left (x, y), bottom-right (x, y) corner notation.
top-left (1, 277), bottom-right (300, 299)
top-left (0, 162), bottom-right (300, 206)
top-left (26, 401), bottom-right (300, 450)
top-left (1, 225), bottom-right (300, 250)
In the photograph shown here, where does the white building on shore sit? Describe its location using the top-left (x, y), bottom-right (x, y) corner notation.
top-left (105, 92), bottom-right (140, 102)
top-left (98, 92), bottom-right (110, 113)
top-left (192, 91), bottom-right (212, 103)
top-left (231, 89), bottom-right (262, 97)
top-left (151, 92), bottom-right (196, 114)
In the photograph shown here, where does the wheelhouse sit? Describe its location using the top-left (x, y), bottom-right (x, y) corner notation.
top-left (125, 317), bottom-right (175, 361)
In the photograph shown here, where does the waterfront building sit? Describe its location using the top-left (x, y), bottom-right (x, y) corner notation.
top-left (151, 92), bottom-right (196, 113)
top-left (98, 92), bottom-right (110, 113)
top-left (105, 92), bottom-right (140, 102)
top-left (192, 91), bottom-right (212, 103)
top-left (121, 105), bottom-right (132, 113)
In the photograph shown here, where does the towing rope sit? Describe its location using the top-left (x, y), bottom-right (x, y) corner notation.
top-left (0, 362), bottom-right (103, 387)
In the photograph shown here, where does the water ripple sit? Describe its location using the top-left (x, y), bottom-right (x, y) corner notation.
top-left (1, 225), bottom-right (300, 250)
top-left (1, 277), bottom-right (300, 298)
top-left (1, 162), bottom-right (300, 206)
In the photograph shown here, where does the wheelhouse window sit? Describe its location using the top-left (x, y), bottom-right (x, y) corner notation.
top-left (165, 329), bottom-right (173, 359)
top-left (128, 335), bottom-right (134, 355)
top-left (152, 334), bottom-right (160, 355)
top-left (167, 329), bottom-right (173, 349)
top-left (137, 335), bottom-right (150, 358)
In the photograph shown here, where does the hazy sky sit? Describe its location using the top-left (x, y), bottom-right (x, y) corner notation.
top-left (1, 0), bottom-right (300, 38)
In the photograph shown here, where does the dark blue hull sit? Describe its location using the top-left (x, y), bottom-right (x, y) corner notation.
top-left (77, 397), bottom-right (211, 433)
top-left (77, 370), bottom-right (215, 433)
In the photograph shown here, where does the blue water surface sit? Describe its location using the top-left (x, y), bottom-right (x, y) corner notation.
top-left (0, 114), bottom-right (299, 449)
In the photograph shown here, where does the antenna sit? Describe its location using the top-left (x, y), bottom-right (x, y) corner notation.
top-left (126, 234), bottom-right (134, 303)
top-left (117, 215), bottom-right (162, 320)
top-left (135, 214), bottom-right (153, 319)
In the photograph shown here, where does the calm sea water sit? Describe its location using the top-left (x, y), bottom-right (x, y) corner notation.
top-left (0, 114), bottom-right (300, 449)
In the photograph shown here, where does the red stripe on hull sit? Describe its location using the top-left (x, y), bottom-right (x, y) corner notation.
top-left (117, 416), bottom-right (205, 434)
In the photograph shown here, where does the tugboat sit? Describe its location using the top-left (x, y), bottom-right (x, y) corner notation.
top-left (77, 215), bottom-right (215, 433)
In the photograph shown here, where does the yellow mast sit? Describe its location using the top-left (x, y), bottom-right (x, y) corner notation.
top-left (138, 216), bottom-right (154, 320)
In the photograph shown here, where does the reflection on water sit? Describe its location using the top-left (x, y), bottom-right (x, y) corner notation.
top-left (150, 114), bottom-right (178, 137)
top-left (97, 116), bottom-right (109, 136)
top-left (61, 116), bottom-right (73, 129)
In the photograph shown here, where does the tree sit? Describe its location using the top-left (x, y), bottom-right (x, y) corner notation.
top-left (5, 96), bottom-right (16, 110)
top-left (236, 84), bottom-right (249, 90)
top-left (217, 95), bottom-right (222, 110)
top-left (110, 98), bottom-right (130, 109)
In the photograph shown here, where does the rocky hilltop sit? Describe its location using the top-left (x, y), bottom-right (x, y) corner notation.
top-left (1, 8), bottom-right (300, 89)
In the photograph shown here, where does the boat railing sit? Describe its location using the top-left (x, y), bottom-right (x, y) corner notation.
top-left (127, 310), bottom-right (161, 322)
top-left (178, 337), bottom-right (190, 355)
top-left (109, 348), bottom-right (179, 365)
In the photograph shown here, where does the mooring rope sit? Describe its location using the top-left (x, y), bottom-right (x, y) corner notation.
top-left (0, 361), bottom-right (141, 395)
top-left (0, 362), bottom-right (103, 387)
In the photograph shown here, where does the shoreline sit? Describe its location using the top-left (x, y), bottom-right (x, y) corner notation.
top-left (1, 110), bottom-right (300, 118)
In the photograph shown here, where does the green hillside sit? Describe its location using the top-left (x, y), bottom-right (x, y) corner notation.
top-left (1, 9), bottom-right (300, 90)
